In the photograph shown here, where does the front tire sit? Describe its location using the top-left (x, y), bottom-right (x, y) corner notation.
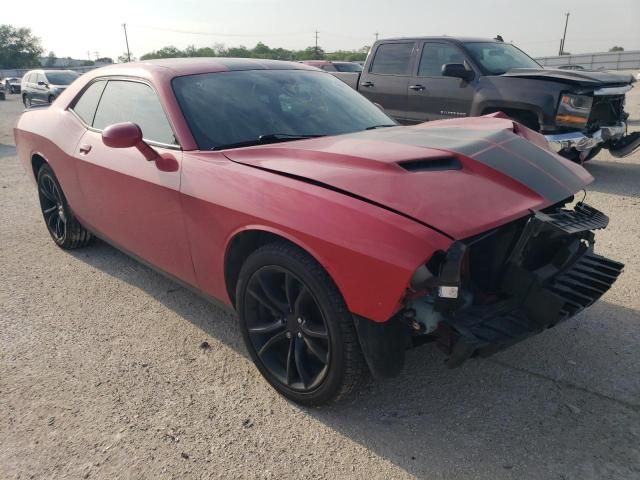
top-left (236, 241), bottom-right (368, 406)
top-left (37, 163), bottom-right (93, 249)
top-left (23, 95), bottom-right (31, 108)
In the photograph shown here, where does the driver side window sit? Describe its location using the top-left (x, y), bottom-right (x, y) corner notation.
top-left (418, 43), bottom-right (467, 77)
top-left (92, 80), bottom-right (177, 146)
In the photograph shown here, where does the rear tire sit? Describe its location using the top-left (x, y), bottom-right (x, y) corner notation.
top-left (236, 241), bottom-right (368, 406)
top-left (36, 163), bottom-right (93, 249)
top-left (23, 95), bottom-right (31, 108)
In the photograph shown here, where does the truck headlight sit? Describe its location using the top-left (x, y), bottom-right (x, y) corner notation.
top-left (555, 93), bottom-right (593, 128)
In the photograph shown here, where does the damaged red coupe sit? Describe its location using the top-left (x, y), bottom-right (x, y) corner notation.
top-left (15, 59), bottom-right (623, 405)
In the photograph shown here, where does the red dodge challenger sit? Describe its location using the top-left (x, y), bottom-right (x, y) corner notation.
top-left (14, 59), bottom-right (623, 405)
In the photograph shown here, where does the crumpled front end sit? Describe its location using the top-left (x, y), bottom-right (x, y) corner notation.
top-left (404, 200), bottom-right (624, 367)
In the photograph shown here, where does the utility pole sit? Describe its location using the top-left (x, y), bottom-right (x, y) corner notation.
top-left (122, 23), bottom-right (131, 62)
top-left (374, 32), bottom-right (379, 41)
top-left (559, 12), bottom-right (570, 55)
top-left (94, 51), bottom-right (100, 60)
top-left (314, 30), bottom-right (319, 58)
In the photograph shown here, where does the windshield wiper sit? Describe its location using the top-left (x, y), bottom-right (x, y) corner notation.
top-left (213, 133), bottom-right (324, 150)
top-left (365, 124), bottom-right (396, 130)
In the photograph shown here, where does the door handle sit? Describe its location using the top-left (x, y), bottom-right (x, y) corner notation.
top-left (409, 84), bottom-right (425, 91)
top-left (79, 144), bottom-right (92, 154)
top-left (360, 81), bottom-right (375, 88)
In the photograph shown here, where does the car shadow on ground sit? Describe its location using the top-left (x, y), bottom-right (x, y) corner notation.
top-left (585, 158), bottom-right (640, 198)
top-left (68, 240), bottom-right (640, 479)
top-left (0, 144), bottom-right (17, 159)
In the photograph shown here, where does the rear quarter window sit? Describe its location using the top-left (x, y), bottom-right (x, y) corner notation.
top-left (71, 81), bottom-right (107, 126)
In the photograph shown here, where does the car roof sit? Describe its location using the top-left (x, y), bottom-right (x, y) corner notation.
top-left (378, 36), bottom-right (500, 44)
top-left (92, 58), bottom-right (318, 77)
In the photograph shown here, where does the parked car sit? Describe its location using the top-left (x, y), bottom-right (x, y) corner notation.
top-left (4, 77), bottom-right (22, 94)
top-left (14, 59), bottom-right (623, 405)
top-left (299, 60), bottom-right (363, 72)
top-left (0, 81), bottom-right (5, 100)
top-left (333, 36), bottom-right (640, 162)
top-left (21, 69), bottom-right (79, 107)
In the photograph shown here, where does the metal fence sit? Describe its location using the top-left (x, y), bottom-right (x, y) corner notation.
top-left (535, 50), bottom-right (640, 71)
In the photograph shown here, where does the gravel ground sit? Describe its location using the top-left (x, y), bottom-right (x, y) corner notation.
top-left (1, 87), bottom-right (639, 480)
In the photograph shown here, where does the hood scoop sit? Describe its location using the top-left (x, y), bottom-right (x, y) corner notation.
top-left (398, 156), bottom-right (462, 172)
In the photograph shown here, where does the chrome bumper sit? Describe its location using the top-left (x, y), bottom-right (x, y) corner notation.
top-left (545, 123), bottom-right (626, 152)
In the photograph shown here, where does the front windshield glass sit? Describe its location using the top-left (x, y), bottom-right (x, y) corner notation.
top-left (173, 69), bottom-right (395, 150)
top-left (464, 42), bottom-right (541, 75)
top-left (334, 63), bottom-right (363, 72)
top-left (45, 71), bottom-right (79, 85)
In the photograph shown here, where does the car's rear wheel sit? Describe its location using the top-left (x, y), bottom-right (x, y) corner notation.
top-left (48, 95), bottom-right (54, 104)
top-left (236, 241), bottom-right (367, 405)
top-left (37, 163), bottom-right (93, 249)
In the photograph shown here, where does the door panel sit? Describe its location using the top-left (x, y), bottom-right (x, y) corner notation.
top-left (74, 129), bottom-right (196, 285)
top-left (359, 42), bottom-right (416, 122)
top-left (406, 42), bottom-right (476, 123)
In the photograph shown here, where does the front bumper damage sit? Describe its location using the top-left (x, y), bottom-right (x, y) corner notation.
top-left (402, 202), bottom-right (624, 370)
top-left (546, 123), bottom-right (640, 159)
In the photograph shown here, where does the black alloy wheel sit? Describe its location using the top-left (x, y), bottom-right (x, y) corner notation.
top-left (38, 172), bottom-right (67, 242)
top-left (36, 164), bottom-right (93, 249)
top-left (237, 242), bottom-right (367, 405)
top-left (245, 265), bottom-right (330, 391)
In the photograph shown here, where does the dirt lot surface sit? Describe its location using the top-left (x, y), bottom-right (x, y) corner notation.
top-left (1, 85), bottom-right (639, 480)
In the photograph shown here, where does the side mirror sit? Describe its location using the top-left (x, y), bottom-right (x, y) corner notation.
top-left (37, 81), bottom-right (48, 86)
top-left (102, 122), bottom-right (159, 162)
top-left (442, 63), bottom-right (474, 82)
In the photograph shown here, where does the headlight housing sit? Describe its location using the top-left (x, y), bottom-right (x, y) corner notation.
top-left (555, 93), bottom-right (593, 128)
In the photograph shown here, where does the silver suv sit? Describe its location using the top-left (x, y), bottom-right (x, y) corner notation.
top-left (21, 69), bottom-right (79, 107)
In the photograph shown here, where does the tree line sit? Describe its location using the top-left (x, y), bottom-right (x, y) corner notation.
top-left (139, 42), bottom-right (370, 62)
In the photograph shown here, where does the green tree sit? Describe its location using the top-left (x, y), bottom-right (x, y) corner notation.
top-left (140, 46), bottom-right (184, 60)
top-left (96, 57), bottom-right (114, 64)
top-left (117, 52), bottom-right (134, 63)
top-left (0, 25), bottom-right (43, 68)
top-left (609, 46), bottom-right (624, 52)
top-left (45, 51), bottom-right (56, 67)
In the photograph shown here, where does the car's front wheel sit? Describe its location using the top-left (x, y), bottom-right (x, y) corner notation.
top-left (236, 241), bottom-right (368, 405)
top-left (37, 163), bottom-right (93, 249)
top-left (23, 95), bottom-right (31, 107)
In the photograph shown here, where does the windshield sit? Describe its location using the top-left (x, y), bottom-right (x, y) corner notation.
top-left (464, 42), bottom-right (541, 75)
top-left (173, 69), bottom-right (395, 150)
top-left (44, 71), bottom-right (79, 85)
top-left (334, 63), bottom-right (363, 72)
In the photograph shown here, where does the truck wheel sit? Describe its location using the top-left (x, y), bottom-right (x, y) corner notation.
top-left (37, 163), bottom-right (93, 249)
top-left (236, 241), bottom-right (368, 405)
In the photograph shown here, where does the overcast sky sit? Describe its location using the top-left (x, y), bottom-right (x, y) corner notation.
top-left (5, 0), bottom-right (640, 61)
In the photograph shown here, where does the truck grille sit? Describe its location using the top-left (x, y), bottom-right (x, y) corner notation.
top-left (588, 95), bottom-right (624, 129)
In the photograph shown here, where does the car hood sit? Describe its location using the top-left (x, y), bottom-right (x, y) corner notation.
top-left (501, 68), bottom-right (635, 86)
top-left (223, 116), bottom-right (593, 239)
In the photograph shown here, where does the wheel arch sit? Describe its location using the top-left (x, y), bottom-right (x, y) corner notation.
top-left (223, 226), bottom-right (341, 308)
top-left (31, 152), bottom-right (48, 180)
